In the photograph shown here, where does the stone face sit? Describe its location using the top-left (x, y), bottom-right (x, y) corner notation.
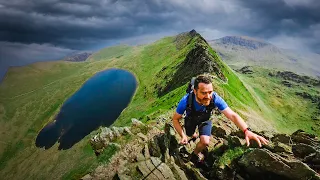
top-left (273, 142), bottom-right (292, 154)
top-left (211, 125), bottom-right (229, 138)
top-left (89, 115), bottom-right (320, 180)
top-left (239, 149), bottom-right (320, 180)
top-left (271, 134), bottom-right (292, 145)
top-left (292, 143), bottom-right (317, 158)
top-left (81, 174), bottom-right (92, 180)
top-left (137, 157), bottom-right (176, 180)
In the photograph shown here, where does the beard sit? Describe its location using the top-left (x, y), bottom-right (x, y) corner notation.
top-left (201, 99), bottom-right (211, 106)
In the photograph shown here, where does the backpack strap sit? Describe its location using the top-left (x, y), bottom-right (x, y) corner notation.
top-left (186, 92), bottom-right (194, 116)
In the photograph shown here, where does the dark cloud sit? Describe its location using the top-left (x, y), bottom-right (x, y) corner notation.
top-left (234, 0), bottom-right (320, 51)
top-left (0, 0), bottom-right (319, 80)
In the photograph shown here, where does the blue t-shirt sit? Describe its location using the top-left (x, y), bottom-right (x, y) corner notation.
top-left (176, 92), bottom-right (228, 115)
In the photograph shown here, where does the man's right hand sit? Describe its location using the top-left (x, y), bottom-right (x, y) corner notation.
top-left (180, 134), bottom-right (188, 145)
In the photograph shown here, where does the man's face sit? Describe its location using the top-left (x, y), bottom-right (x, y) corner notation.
top-left (194, 82), bottom-right (213, 106)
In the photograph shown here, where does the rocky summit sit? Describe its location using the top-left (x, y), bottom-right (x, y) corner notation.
top-left (85, 114), bottom-right (320, 180)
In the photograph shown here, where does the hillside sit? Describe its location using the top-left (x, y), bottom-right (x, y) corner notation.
top-left (0, 30), bottom-right (319, 179)
top-left (209, 36), bottom-right (320, 78)
top-left (0, 30), bottom-right (259, 179)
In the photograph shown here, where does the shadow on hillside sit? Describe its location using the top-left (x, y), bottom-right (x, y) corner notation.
top-left (157, 43), bottom-right (226, 97)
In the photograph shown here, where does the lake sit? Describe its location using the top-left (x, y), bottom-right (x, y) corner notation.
top-left (35, 68), bottom-right (137, 149)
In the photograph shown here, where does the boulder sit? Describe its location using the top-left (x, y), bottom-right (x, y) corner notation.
top-left (238, 149), bottom-right (320, 180)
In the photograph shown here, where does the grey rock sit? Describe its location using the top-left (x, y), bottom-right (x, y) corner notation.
top-left (81, 174), bottom-right (93, 180)
top-left (292, 143), bottom-right (317, 158)
top-left (239, 149), bottom-right (320, 180)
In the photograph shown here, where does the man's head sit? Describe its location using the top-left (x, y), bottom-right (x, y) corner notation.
top-left (193, 75), bottom-right (213, 106)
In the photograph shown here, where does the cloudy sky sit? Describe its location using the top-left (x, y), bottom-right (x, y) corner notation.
top-left (0, 0), bottom-right (320, 79)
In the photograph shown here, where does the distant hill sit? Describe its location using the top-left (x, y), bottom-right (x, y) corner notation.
top-left (209, 36), bottom-right (320, 78)
top-left (64, 52), bottom-right (93, 62)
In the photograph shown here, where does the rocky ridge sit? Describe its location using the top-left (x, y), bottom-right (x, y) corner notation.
top-left (212, 36), bottom-right (271, 50)
top-left (156, 30), bottom-right (227, 96)
top-left (64, 52), bottom-right (92, 62)
top-left (84, 115), bottom-right (320, 180)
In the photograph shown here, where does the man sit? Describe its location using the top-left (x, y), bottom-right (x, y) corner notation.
top-left (172, 75), bottom-right (268, 163)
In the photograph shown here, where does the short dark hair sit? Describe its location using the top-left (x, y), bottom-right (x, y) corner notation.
top-left (194, 75), bottom-right (212, 90)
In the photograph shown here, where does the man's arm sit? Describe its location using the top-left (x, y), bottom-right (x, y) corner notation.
top-left (172, 112), bottom-right (188, 144)
top-left (221, 107), bottom-right (269, 147)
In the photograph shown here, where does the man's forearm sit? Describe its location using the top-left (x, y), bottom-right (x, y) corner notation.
top-left (230, 113), bottom-right (248, 132)
top-left (173, 119), bottom-right (186, 138)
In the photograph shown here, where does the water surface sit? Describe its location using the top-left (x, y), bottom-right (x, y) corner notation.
top-left (36, 68), bottom-right (137, 149)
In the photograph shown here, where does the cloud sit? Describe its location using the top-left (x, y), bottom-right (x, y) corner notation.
top-left (1, 0), bottom-right (318, 50)
top-left (0, 41), bottom-right (74, 66)
top-left (0, 0), bottom-right (319, 76)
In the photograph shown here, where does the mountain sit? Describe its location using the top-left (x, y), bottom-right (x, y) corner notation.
top-left (0, 30), bottom-right (319, 179)
top-left (64, 52), bottom-right (93, 62)
top-left (209, 36), bottom-right (320, 78)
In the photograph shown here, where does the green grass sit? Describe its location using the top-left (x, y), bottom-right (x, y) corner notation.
top-left (88, 45), bottom-right (132, 61)
top-left (216, 147), bottom-right (247, 168)
top-left (236, 67), bottom-right (320, 135)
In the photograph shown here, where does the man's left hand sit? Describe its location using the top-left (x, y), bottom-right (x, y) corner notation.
top-left (245, 130), bottom-right (269, 147)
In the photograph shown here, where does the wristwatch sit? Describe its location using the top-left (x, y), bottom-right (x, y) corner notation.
top-left (244, 127), bottom-right (252, 134)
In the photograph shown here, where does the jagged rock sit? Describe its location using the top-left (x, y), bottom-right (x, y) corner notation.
top-left (143, 144), bottom-right (151, 159)
top-left (131, 118), bottom-right (144, 126)
top-left (113, 173), bottom-right (131, 180)
top-left (137, 133), bottom-right (148, 142)
top-left (89, 113), bottom-right (320, 180)
top-left (212, 125), bottom-right (230, 138)
top-left (227, 135), bottom-right (246, 147)
top-left (137, 157), bottom-right (175, 180)
top-left (238, 149), bottom-right (320, 180)
top-left (291, 130), bottom-right (320, 147)
top-left (64, 52), bottom-right (92, 62)
top-left (169, 156), bottom-right (188, 180)
top-left (136, 153), bottom-right (146, 162)
top-left (148, 134), bottom-right (164, 158)
top-left (273, 142), bottom-right (292, 154)
top-left (81, 174), bottom-right (93, 180)
top-left (305, 152), bottom-right (320, 165)
top-left (124, 127), bottom-right (133, 135)
top-left (237, 66), bottom-right (254, 74)
top-left (282, 80), bottom-right (292, 87)
top-left (271, 134), bottom-right (292, 145)
top-left (292, 143), bottom-right (317, 158)
top-left (183, 162), bottom-right (207, 180)
top-left (276, 71), bottom-right (320, 86)
top-left (112, 127), bottom-right (121, 138)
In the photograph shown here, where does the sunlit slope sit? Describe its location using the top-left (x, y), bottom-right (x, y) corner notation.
top-left (87, 45), bottom-right (133, 61)
top-left (0, 30), bottom-right (262, 179)
top-left (236, 66), bottom-right (320, 136)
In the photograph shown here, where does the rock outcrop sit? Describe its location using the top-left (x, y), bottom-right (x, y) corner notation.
top-left (85, 117), bottom-right (320, 180)
top-left (64, 52), bottom-right (92, 62)
top-left (156, 30), bottom-right (227, 96)
top-left (276, 71), bottom-right (320, 86)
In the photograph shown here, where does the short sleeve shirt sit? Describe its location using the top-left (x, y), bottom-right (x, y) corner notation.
top-left (176, 92), bottom-right (228, 115)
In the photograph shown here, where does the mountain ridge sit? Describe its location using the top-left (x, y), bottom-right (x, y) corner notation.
top-left (209, 35), bottom-right (320, 78)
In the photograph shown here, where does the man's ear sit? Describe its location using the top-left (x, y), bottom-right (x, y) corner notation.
top-left (193, 88), bottom-right (197, 94)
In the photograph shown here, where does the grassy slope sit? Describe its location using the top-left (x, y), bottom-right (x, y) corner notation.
top-left (0, 47), bottom-right (135, 179)
top-left (0, 32), bottom-right (304, 179)
top-left (236, 67), bottom-right (320, 136)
